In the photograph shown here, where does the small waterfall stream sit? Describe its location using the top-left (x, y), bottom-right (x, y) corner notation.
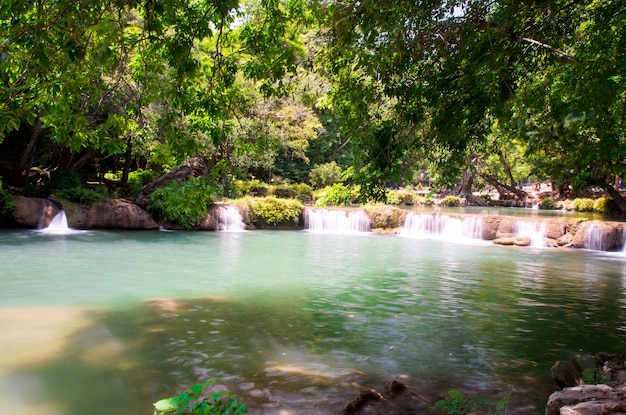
top-left (304, 208), bottom-right (371, 232)
top-left (38, 200), bottom-right (71, 234)
top-left (217, 206), bottom-right (246, 232)
top-left (514, 220), bottom-right (548, 247)
top-left (584, 223), bottom-right (605, 251)
top-left (401, 213), bottom-right (483, 240)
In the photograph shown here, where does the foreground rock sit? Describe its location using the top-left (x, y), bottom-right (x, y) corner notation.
top-left (547, 353), bottom-right (626, 415)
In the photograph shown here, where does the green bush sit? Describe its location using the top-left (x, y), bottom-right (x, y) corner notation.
top-left (0, 179), bottom-right (15, 215)
top-left (55, 186), bottom-right (109, 204)
top-left (153, 379), bottom-right (247, 415)
top-left (149, 177), bottom-right (217, 229)
top-left (385, 190), bottom-right (401, 205)
top-left (430, 389), bottom-right (509, 415)
top-left (309, 161), bottom-right (343, 189)
top-left (50, 170), bottom-right (83, 191)
top-left (313, 183), bottom-right (354, 207)
top-left (439, 195), bottom-right (461, 207)
top-left (574, 198), bottom-right (595, 212)
top-left (593, 197), bottom-right (619, 214)
top-left (252, 196), bottom-right (302, 225)
top-left (540, 197), bottom-right (556, 210)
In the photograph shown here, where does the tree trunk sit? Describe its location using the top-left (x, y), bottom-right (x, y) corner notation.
top-left (15, 116), bottom-right (43, 186)
top-left (603, 184), bottom-right (626, 215)
top-left (121, 137), bottom-right (133, 185)
top-left (455, 168), bottom-right (490, 206)
top-left (478, 171), bottom-right (528, 201)
top-left (141, 154), bottom-right (212, 195)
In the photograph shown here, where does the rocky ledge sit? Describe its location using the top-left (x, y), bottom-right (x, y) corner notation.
top-left (547, 353), bottom-right (626, 415)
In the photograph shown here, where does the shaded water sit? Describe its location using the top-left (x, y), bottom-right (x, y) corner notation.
top-left (1, 229), bottom-right (626, 414)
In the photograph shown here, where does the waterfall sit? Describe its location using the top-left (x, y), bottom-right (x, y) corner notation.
top-left (401, 213), bottom-right (483, 240)
top-left (39, 210), bottom-right (71, 234)
top-left (584, 223), bottom-right (604, 251)
top-left (514, 220), bottom-right (547, 247)
top-left (304, 208), bottom-right (371, 233)
top-left (217, 206), bottom-right (246, 232)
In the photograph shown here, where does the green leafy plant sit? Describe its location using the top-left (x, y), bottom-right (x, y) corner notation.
top-left (574, 198), bottom-right (595, 212)
top-left (313, 183), bottom-right (354, 207)
top-left (540, 197), bottom-right (556, 210)
top-left (309, 161), bottom-right (343, 189)
top-left (54, 186), bottom-right (109, 204)
top-left (252, 196), bottom-right (302, 225)
top-left (149, 177), bottom-right (217, 229)
top-left (439, 195), bottom-right (461, 207)
top-left (582, 367), bottom-right (611, 385)
top-left (593, 197), bottom-right (618, 214)
top-left (153, 379), bottom-right (247, 415)
top-left (0, 179), bottom-right (15, 215)
top-left (430, 389), bottom-right (509, 415)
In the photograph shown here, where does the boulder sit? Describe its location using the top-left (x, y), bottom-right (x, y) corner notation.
top-left (551, 360), bottom-right (583, 389)
top-left (87, 199), bottom-right (158, 229)
top-left (570, 221), bottom-right (624, 251)
top-left (481, 215), bottom-right (502, 240)
top-left (12, 196), bottom-right (60, 228)
top-left (546, 385), bottom-right (626, 415)
top-left (546, 219), bottom-right (567, 240)
top-left (493, 236), bottom-right (531, 246)
top-left (365, 205), bottom-right (407, 230)
top-left (495, 216), bottom-right (517, 239)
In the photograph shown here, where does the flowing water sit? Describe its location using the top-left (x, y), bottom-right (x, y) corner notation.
top-left (1, 228), bottom-right (626, 415)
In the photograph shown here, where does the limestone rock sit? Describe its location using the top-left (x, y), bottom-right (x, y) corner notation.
top-left (481, 215), bottom-right (502, 240)
top-left (495, 216), bottom-right (517, 239)
top-left (551, 360), bottom-right (583, 389)
top-left (12, 196), bottom-right (60, 228)
top-left (365, 205), bottom-right (407, 230)
top-left (546, 219), bottom-right (567, 240)
top-left (87, 199), bottom-right (158, 229)
top-left (546, 385), bottom-right (626, 415)
top-left (570, 221), bottom-right (624, 251)
top-left (493, 236), bottom-right (531, 246)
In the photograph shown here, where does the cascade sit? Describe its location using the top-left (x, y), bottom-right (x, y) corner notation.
top-left (304, 208), bottom-right (371, 233)
top-left (217, 206), bottom-right (246, 231)
top-left (584, 224), bottom-right (604, 251)
top-left (40, 210), bottom-right (71, 234)
top-left (514, 220), bottom-right (547, 247)
top-left (401, 213), bottom-right (483, 240)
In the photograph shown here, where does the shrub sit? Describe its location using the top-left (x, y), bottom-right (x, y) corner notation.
top-left (439, 195), bottom-right (461, 207)
top-left (50, 170), bottom-right (83, 191)
top-left (540, 197), bottom-right (556, 210)
top-left (153, 379), bottom-right (247, 415)
top-left (252, 196), bottom-right (302, 225)
top-left (55, 186), bottom-right (109, 205)
top-left (313, 183), bottom-right (354, 207)
top-left (593, 197), bottom-right (619, 214)
top-left (309, 161), bottom-right (343, 189)
top-left (0, 179), bottom-right (15, 215)
top-left (288, 183), bottom-right (312, 198)
top-left (574, 198), bottom-right (595, 212)
top-left (149, 177), bottom-right (217, 228)
top-left (430, 389), bottom-right (509, 415)
top-left (385, 190), bottom-right (401, 205)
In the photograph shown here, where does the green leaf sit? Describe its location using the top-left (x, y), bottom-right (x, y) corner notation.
top-left (153, 398), bottom-right (177, 411)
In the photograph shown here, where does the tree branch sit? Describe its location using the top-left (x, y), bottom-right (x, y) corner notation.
top-left (521, 37), bottom-right (585, 64)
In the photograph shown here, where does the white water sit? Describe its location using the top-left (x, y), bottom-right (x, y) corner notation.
top-left (584, 223), bottom-right (605, 251)
top-left (401, 213), bottom-right (483, 241)
top-left (39, 210), bottom-right (71, 234)
top-left (217, 205), bottom-right (246, 232)
top-left (304, 208), bottom-right (371, 233)
top-left (514, 220), bottom-right (547, 247)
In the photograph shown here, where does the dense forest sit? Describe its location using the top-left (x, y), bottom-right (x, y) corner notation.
top-left (1, 0), bottom-right (625, 218)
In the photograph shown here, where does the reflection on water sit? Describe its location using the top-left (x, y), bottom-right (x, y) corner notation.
top-left (1, 230), bottom-right (626, 414)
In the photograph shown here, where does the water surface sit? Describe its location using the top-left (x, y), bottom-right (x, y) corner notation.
top-left (1, 229), bottom-right (625, 414)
